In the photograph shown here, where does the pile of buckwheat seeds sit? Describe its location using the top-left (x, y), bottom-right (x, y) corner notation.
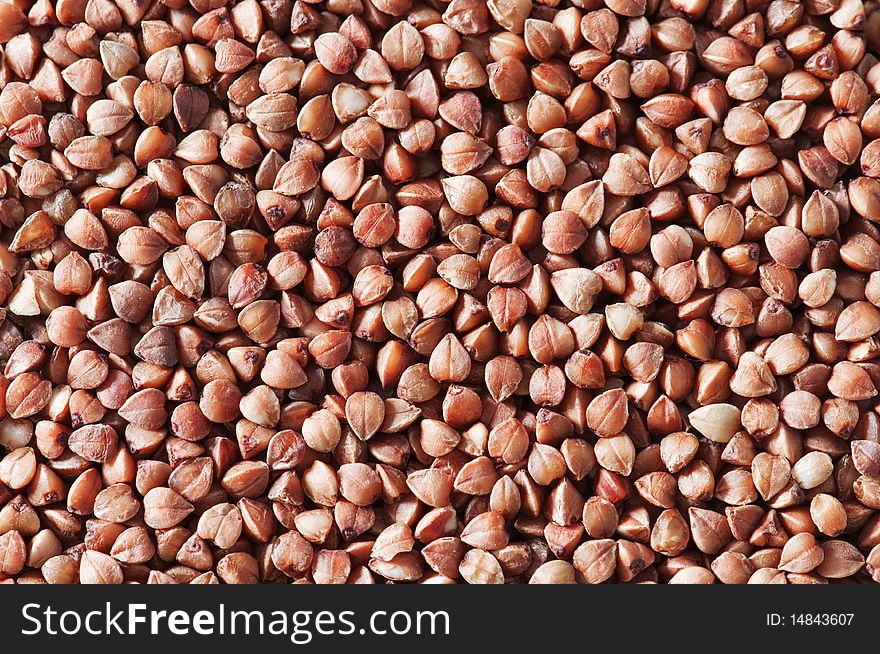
top-left (0, 0), bottom-right (879, 585)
